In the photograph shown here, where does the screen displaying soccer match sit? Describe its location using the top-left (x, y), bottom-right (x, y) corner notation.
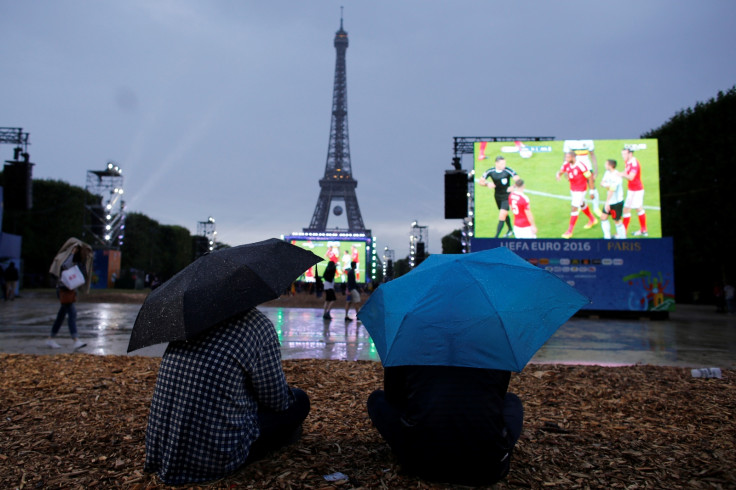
top-left (288, 238), bottom-right (368, 284)
top-left (473, 139), bottom-right (661, 239)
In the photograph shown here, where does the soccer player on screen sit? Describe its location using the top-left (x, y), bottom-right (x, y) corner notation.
top-left (326, 244), bottom-right (339, 264)
top-left (556, 151), bottom-right (598, 239)
top-left (478, 141), bottom-right (488, 160)
top-left (620, 147), bottom-right (647, 236)
top-left (563, 140), bottom-right (601, 216)
top-left (508, 179), bottom-right (537, 239)
top-left (599, 159), bottom-right (626, 239)
top-left (351, 245), bottom-right (360, 281)
top-left (341, 250), bottom-right (352, 283)
top-left (479, 156), bottom-right (520, 238)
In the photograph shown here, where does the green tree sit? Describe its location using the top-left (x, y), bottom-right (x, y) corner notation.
top-left (121, 212), bottom-right (163, 273)
top-left (157, 224), bottom-right (193, 279)
top-left (0, 176), bottom-right (208, 287)
top-left (121, 213), bottom-right (193, 280)
top-left (1, 178), bottom-right (94, 286)
top-left (643, 85), bottom-right (736, 302)
top-left (393, 257), bottom-right (411, 278)
top-left (441, 229), bottom-right (463, 254)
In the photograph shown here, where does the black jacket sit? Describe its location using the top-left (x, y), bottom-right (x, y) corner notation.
top-left (384, 365), bottom-right (513, 482)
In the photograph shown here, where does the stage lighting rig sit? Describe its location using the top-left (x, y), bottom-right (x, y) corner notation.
top-left (84, 161), bottom-right (126, 249)
top-left (409, 221), bottom-right (429, 268)
top-left (197, 216), bottom-right (218, 254)
top-left (382, 246), bottom-right (395, 281)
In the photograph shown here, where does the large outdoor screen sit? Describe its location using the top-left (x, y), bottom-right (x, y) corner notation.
top-left (288, 238), bottom-right (368, 284)
top-left (473, 139), bottom-right (661, 239)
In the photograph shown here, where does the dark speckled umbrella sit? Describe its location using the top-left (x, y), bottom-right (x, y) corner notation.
top-left (127, 238), bottom-right (321, 352)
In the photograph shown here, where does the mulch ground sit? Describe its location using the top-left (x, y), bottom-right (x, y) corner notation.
top-left (1, 355), bottom-right (734, 489)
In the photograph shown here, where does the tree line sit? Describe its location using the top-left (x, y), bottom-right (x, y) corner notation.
top-left (642, 85), bottom-right (735, 302)
top-left (0, 178), bottom-right (205, 288)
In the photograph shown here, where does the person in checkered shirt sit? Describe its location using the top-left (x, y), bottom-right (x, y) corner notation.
top-left (144, 308), bottom-right (309, 485)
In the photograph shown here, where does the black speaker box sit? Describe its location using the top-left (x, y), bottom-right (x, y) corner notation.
top-left (444, 170), bottom-right (468, 219)
top-left (3, 160), bottom-right (34, 211)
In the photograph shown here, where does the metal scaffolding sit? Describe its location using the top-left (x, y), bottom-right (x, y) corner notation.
top-left (196, 216), bottom-right (217, 256)
top-left (409, 221), bottom-right (429, 268)
top-left (84, 162), bottom-right (125, 249)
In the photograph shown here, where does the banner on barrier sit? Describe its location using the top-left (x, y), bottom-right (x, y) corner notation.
top-left (471, 237), bottom-right (675, 312)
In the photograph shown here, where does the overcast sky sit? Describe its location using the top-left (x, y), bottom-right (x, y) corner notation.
top-left (2, 1), bottom-right (735, 255)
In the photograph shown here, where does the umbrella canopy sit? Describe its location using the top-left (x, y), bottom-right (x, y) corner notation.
top-left (127, 238), bottom-right (321, 352)
top-left (49, 238), bottom-right (94, 293)
top-left (358, 247), bottom-right (589, 372)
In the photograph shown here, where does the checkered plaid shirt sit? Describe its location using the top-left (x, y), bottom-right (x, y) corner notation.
top-left (144, 308), bottom-right (293, 485)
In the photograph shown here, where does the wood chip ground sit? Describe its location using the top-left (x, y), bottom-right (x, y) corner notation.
top-left (1, 355), bottom-right (734, 489)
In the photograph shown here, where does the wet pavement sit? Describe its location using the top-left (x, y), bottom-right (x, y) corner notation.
top-left (1, 294), bottom-right (735, 369)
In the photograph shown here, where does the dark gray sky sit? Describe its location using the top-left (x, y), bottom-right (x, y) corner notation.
top-left (2, 1), bottom-right (734, 254)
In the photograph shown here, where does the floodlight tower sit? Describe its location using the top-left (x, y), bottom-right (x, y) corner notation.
top-left (461, 216), bottom-right (474, 254)
top-left (197, 216), bottom-right (217, 252)
top-left (409, 221), bottom-right (429, 268)
top-left (382, 246), bottom-right (395, 280)
top-left (84, 162), bottom-right (125, 249)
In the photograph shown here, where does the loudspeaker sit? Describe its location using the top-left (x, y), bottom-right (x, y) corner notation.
top-left (415, 242), bottom-right (426, 265)
top-left (3, 160), bottom-right (34, 211)
top-left (444, 170), bottom-right (468, 219)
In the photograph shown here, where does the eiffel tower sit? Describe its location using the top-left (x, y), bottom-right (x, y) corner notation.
top-left (305, 15), bottom-right (366, 233)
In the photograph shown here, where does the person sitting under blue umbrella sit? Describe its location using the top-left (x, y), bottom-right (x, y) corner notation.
top-left (358, 247), bottom-right (588, 485)
top-left (367, 365), bottom-right (523, 486)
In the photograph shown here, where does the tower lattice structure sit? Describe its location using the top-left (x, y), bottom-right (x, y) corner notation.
top-left (305, 16), bottom-right (366, 232)
top-left (84, 162), bottom-right (126, 249)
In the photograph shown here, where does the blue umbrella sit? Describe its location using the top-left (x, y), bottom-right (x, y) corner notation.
top-left (358, 247), bottom-right (589, 372)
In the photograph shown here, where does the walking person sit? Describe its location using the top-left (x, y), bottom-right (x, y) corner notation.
top-left (314, 266), bottom-right (324, 299)
top-left (344, 261), bottom-right (361, 321)
top-left (724, 282), bottom-right (735, 315)
top-left (322, 260), bottom-right (337, 319)
top-left (46, 239), bottom-right (93, 350)
top-left (0, 264), bottom-right (6, 301)
top-left (4, 262), bottom-right (20, 301)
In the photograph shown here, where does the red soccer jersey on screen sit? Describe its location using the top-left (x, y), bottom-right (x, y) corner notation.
top-left (624, 157), bottom-right (644, 191)
top-left (509, 191), bottom-right (532, 227)
top-left (560, 160), bottom-right (590, 192)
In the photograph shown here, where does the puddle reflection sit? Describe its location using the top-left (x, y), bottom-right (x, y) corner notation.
top-left (1, 300), bottom-right (734, 368)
